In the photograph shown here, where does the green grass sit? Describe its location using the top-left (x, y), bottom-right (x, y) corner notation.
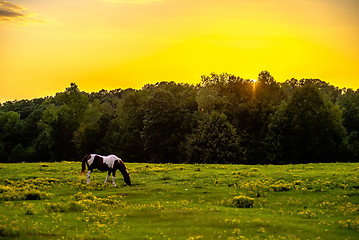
top-left (0, 162), bottom-right (358, 239)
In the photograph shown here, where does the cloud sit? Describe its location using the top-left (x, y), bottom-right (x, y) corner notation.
top-left (0, 1), bottom-right (42, 23)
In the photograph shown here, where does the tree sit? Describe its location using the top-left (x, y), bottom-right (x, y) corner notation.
top-left (338, 89), bottom-right (359, 161)
top-left (267, 84), bottom-right (346, 163)
top-left (41, 83), bottom-right (88, 161)
top-left (142, 89), bottom-right (183, 162)
top-left (338, 89), bottom-right (359, 133)
top-left (185, 111), bottom-right (241, 164)
top-left (228, 71), bottom-right (286, 163)
top-left (141, 82), bottom-right (197, 163)
top-left (257, 70), bottom-right (276, 86)
top-left (74, 100), bottom-right (110, 155)
top-left (0, 73), bottom-right (357, 164)
top-left (285, 78), bottom-right (341, 103)
top-left (0, 143), bottom-right (7, 162)
top-left (345, 131), bottom-right (359, 161)
top-left (102, 89), bottom-right (148, 162)
top-left (0, 111), bottom-right (21, 161)
top-left (198, 73), bottom-right (243, 114)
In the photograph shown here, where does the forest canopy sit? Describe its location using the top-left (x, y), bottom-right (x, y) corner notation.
top-left (1, 71), bottom-right (358, 164)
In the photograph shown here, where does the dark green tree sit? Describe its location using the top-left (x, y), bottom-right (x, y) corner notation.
top-left (103, 89), bottom-right (149, 162)
top-left (74, 100), bottom-right (112, 155)
top-left (142, 89), bottom-right (183, 162)
top-left (0, 143), bottom-right (7, 162)
top-left (141, 82), bottom-right (197, 162)
top-left (41, 83), bottom-right (89, 161)
top-left (0, 111), bottom-right (22, 162)
top-left (338, 89), bottom-right (359, 133)
top-left (338, 89), bottom-right (359, 161)
top-left (285, 78), bottom-right (342, 103)
top-left (345, 131), bottom-right (359, 161)
top-left (267, 84), bottom-right (346, 163)
top-left (185, 111), bottom-right (241, 164)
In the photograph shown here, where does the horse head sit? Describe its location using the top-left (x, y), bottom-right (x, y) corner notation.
top-left (122, 170), bottom-right (131, 186)
top-left (118, 159), bottom-right (131, 186)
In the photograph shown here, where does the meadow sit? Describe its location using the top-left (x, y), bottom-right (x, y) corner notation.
top-left (0, 162), bottom-right (358, 240)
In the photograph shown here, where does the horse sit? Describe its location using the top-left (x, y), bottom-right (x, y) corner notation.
top-left (80, 154), bottom-right (131, 186)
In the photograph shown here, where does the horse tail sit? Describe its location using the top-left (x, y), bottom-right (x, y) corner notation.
top-left (80, 155), bottom-right (90, 176)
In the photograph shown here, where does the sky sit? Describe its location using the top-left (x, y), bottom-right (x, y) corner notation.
top-left (1, 0), bottom-right (359, 102)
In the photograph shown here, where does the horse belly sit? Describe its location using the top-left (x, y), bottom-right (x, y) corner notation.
top-left (91, 154), bottom-right (111, 171)
top-left (96, 164), bottom-right (111, 171)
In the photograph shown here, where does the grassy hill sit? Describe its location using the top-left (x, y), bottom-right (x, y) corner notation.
top-left (0, 162), bottom-right (358, 239)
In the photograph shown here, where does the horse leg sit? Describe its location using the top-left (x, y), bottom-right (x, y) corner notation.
top-left (86, 170), bottom-right (92, 184)
top-left (112, 171), bottom-right (117, 187)
top-left (104, 171), bottom-right (111, 184)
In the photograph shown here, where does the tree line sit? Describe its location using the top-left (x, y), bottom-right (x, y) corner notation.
top-left (1, 71), bottom-right (358, 164)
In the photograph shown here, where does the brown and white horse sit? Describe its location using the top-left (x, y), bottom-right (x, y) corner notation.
top-left (80, 154), bottom-right (131, 186)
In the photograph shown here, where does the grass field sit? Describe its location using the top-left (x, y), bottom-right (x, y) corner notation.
top-left (0, 162), bottom-right (358, 239)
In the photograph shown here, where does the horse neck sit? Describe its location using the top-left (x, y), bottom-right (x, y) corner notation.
top-left (116, 160), bottom-right (127, 173)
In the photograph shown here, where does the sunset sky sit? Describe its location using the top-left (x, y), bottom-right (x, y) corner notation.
top-left (1, 0), bottom-right (358, 102)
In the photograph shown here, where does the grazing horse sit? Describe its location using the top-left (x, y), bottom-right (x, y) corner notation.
top-left (80, 154), bottom-right (131, 186)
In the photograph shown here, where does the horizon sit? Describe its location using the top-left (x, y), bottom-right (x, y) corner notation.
top-left (1, 0), bottom-right (358, 103)
top-left (1, 74), bottom-right (357, 104)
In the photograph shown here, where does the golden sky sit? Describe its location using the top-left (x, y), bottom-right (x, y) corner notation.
top-left (1, 0), bottom-right (358, 102)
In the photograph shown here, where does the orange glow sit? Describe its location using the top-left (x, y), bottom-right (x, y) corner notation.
top-left (252, 80), bottom-right (256, 99)
top-left (1, 0), bottom-right (358, 102)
